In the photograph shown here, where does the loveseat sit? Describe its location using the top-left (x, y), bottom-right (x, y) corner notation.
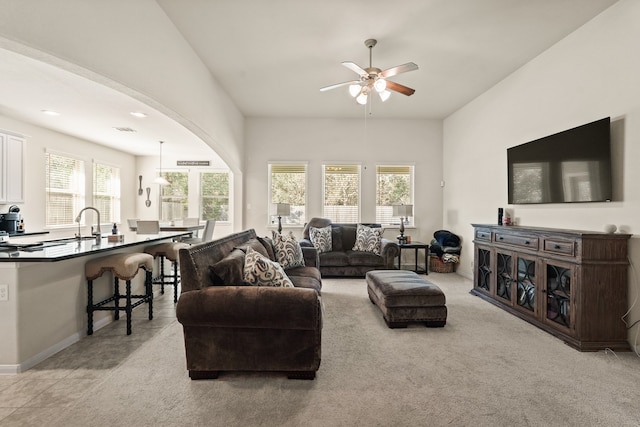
top-left (300, 217), bottom-right (400, 277)
top-left (176, 229), bottom-right (322, 380)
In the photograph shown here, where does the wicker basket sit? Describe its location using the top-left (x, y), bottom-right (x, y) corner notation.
top-left (429, 256), bottom-right (455, 273)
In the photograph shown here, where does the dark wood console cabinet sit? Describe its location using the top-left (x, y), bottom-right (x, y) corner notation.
top-left (471, 224), bottom-right (630, 351)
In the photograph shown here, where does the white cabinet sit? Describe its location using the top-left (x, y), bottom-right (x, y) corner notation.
top-left (0, 131), bottom-right (25, 204)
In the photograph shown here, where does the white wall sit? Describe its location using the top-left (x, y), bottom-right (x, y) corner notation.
top-left (0, 114), bottom-right (137, 238)
top-left (0, 0), bottom-right (245, 228)
top-left (443, 0), bottom-right (640, 346)
top-left (245, 117), bottom-right (443, 243)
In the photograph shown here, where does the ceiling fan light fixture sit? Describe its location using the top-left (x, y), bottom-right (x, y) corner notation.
top-left (374, 78), bottom-right (387, 92)
top-left (378, 90), bottom-right (391, 102)
top-left (356, 92), bottom-right (368, 105)
top-left (348, 84), bottom-right (361, 97)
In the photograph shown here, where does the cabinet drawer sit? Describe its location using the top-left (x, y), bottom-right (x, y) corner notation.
top-left (494, 232), bottom-right (538, 250)
top-left (475, 228), bottom-right (492, 241)
top-left (543, 239), bottom-right (575, 257)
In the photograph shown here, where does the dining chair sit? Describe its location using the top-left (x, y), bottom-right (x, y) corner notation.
top-left (127, 218), bottom-right (140, 231)
top-left (182, 217), bottom-right (200, 236)
top-left (181, 219), bottom-right (215, 244)
top-left (136, 220), bottom-right (160, 234)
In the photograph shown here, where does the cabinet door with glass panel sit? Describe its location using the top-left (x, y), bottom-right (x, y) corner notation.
top-left (513, 254), bottom-right (539, 317)
top-left (542, 260), bottom-right (575, 334)
top-left (474, 245), bottom-right (493, 296)
top-left (494, 249), bottom-right (517, 307)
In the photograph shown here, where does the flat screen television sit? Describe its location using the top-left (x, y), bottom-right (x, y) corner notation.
top-left (507, 117), bottom-right (612, 204)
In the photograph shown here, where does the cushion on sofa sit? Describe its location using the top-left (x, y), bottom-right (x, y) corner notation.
top-left (309, 225), bottom-right (332, 253)
top-left (243, 247), bottom-right (294, 288)
top-left (347, 250), bottom-right (385, 266)
top-left (272, 231), bottom-right (305, 269)
top-left (352, 224), bottom-right (384, 255)
top-left (234, 238), bottom-right (270, 258)
top-left (286, 266), bottom-right (323, 293)
top-left (318, 251), bottom-right (349, 267)
top-left (256, 236), bottom-right (277, 261)
top-left (209, 249), bottom-right (247, 285)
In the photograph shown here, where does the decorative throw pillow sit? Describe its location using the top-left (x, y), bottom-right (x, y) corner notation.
top-left (271, 231), bottom-right (306, 269)
top-left (352, 224), bottom-right (383, 255)
top-left (309, 225), bottom-right (332, 253)
top-left (243, 247), bottom-right (293, 287)
top-left (209, 249), bottom-right (246, 285)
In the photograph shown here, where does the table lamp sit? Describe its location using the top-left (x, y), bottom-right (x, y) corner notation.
top-left (275, 203), bottom-right (291, 233)
top-left (393, 204), bottom-right (413, 244)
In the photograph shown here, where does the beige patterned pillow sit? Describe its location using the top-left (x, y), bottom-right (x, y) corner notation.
top-left (309, 225), bottom-right (332, 253)
top-left (243, 247), bottom-right (293, 287)
top-left (272, 231), bottom-right (305, 269)
top-left (352, 224), bottom-right (383, 255)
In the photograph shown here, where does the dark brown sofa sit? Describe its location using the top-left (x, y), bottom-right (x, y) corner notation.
top-left (300, 217), bottom-right (400, 277)
top-left (176, 229), bottom-right (322, 380)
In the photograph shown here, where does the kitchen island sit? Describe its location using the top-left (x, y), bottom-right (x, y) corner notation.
top-left (0, 231), bottom-right (191, 374)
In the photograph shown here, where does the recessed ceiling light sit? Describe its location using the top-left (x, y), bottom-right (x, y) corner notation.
top-left (130, 112), bottom-right (147, 118)
top-left (41, 110), bottom-right (60, 116)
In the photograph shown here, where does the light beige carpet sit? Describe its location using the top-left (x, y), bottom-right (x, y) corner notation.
top-left (50, 274), bottom-right (640, 427)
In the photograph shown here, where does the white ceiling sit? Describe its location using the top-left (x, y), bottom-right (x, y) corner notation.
top-left (0, 0), bottom-right (618, 156)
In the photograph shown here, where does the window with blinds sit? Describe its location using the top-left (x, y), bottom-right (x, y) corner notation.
top-left (376, 165), bottom-right (413, 224)
top-left (45, 152), bottom-right (85, 227)
top-left (323, 164), bottom-right (360, 223)
top-left (200, 171), bottom-right (230, 221)
top-left (269, 163), bottom-right (307, 226)
top-left (93, 162), bottom-right (121, 224)
top-left (160, 171), bottom-right (189, 222)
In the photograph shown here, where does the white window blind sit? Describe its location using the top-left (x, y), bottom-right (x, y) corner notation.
top-left (323, 164), bottom-right (360, 223)
top-left (160, 171), bottom-right (189, 221)
top-left (376, 165), bottom-right (413, 224)
top-left (269, 163), bottom-right (307, 226)
top-left (200, 171), bottom-right (230, 221)
top-left (93, 162), bottom-right (121, 225)
top-left (45, 152), bottom-right (85, 227)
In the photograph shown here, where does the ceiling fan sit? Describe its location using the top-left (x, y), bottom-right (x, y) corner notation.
top-left (320, 39), bottom-right (418, 105)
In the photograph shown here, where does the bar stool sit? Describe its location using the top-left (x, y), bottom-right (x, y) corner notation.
top-left (85, 252), bottom-right (154, 335)
top-left (144, 241), bottom-right (189, 303)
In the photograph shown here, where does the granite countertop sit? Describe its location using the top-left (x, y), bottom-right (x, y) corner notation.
top-left (0, 231), bottom-right (190, 262)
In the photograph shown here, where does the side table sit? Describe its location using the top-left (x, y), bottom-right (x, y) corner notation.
top-left (397, 242), bottom-right (429, 274)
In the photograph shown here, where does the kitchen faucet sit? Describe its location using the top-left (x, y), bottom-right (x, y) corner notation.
top-left (75, 207), bottom-right (102, 244)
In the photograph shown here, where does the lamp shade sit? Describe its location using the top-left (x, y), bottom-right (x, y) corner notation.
top-left (275, 203), bottom-right (291, 216)
top-left (392, 204), bottom-right (413, 217)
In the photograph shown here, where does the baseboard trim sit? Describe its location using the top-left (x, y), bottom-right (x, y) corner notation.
top-left (0, 316), bottom-right (112, 375)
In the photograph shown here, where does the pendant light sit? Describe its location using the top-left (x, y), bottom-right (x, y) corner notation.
top-left (153, 140), bottom-right (170, 185)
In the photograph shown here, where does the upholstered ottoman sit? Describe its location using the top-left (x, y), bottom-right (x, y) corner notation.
top-left (366, 270), bottom-right (447, 328)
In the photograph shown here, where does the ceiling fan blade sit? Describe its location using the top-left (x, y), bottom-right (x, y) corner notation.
top-left (386, 80), bottom-right (416, 96)
top-left (320, 80), bottom-right (360, 92)
top-left (341, 61), bottom-right (368, 76)
top-left (380, 62), bottom-right (419, 79)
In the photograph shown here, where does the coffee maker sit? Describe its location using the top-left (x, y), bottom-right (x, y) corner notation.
top-left (0, 205), bottom-right (22, 234)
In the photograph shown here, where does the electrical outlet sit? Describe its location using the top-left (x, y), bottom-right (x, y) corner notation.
top-left (0, 284), bottom-right (8, 301)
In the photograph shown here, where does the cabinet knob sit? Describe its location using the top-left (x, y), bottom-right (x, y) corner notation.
top-left (498, 236), bottom-right (504, 240)
top-left (525, 240), bottom-right (530, 245)
top-left (554, 244), bottom-right (561, 249)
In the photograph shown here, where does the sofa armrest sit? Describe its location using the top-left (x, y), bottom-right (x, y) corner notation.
top-left (176, 286), bottom-right (321, 331)
top-left (301, 246), bottom-right (320, 269)
top-left (380, 238), bottom-right (400, 267)
top-left (299, 238), bottom-right (313, 248)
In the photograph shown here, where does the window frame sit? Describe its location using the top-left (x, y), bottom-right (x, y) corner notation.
top-left (268, 162), bottom-right (308, 227)
top-left (92, 160), bottom-right (121, 225)
top-left (199, 170), bottom-right (230, 221)
top-left (322, 163), bottom-right (361, 223)
top-left (45, 150), bottom-right (86, 229)
top-left (375, 164), bottom-right (414, 226)
top-left (159, 169), bottom-right (189, 222)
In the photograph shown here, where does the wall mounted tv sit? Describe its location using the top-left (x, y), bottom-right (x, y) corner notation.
top-left (507, 117), bottom-right (612, 204)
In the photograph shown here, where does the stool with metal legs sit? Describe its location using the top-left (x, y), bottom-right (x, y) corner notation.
top-left (85, 252), bottom-right (154, 335)
top-left (144, 241), bottom-right (189, 303)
